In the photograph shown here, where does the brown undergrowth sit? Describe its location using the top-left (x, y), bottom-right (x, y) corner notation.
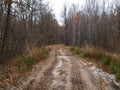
top-left (0, 46), bottom-right (51, 89)
top-left (70, 47), bottom-right (120, 82)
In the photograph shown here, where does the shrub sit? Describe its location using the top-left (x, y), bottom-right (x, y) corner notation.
top-left (115, 70), bottom-right (120, 81)
top-left (70, 47), bottom-right (120, 81)
top-left (18, 47), bottom-right (51, 71)
top-left (102, 56), bottom-right (111, 65)
top-left (109, 61), bottom-right (119, 74)
top-left (98, 52), bottom-right (106, 60)
top-left (79, 52), bottom-right (86, 57)
top-left (115, 48), bottom-right (120, 53)
top-left (39, 47), bottom-right (50, 59)
top-left (30, 47), bottom-right (50, 62)
top-left (98, 53), bottom-right (112, 65)
top-left (19, 56), bottom-right (36, 71)
top-left (70, 48), bottom-right (79, 55)
top-left (92, 50), bottom-right (99, 60)
top-left (79, 51), bottom-right (92, 58)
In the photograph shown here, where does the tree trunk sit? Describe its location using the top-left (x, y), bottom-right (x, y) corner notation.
top-left (0, 1), bottom-right (12, 61)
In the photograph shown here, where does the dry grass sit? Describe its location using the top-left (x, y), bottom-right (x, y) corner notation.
top-left (0, 46), bottom-right (51, 89)
top-left (28, 46), bottom-right (50, 62)
top-left (70, 47), bottom-right (120, 82)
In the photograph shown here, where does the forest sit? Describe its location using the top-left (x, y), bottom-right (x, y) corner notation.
top-left (0, 0), bottom-right (120, 62)
top-left (0, 0), bottom-right (120, 89)
top-left (0, 0), bottom-right (119, 61)
top-left (62, 0), bottom-right (120, 51)
top-left (0, 0), bottom-right (64, 62)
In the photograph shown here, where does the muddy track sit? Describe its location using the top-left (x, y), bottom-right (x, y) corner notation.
top-left (24, 59), bottom-right (55, 90)
top-left (70, 56), bottom-right (101, 90)
top-left (28, 52), bottom-right (56, 90)
top-left (13, 47), bottom-right (120, 90)
top-left (71, 60), bottom-right (85, 90)
top-left (50, 50), bottom-right (70, 90)
top-left (17, 49), bottom-right (57, 90)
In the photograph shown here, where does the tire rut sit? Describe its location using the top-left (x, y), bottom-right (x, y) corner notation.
top-left (71, 59), bottom-right (85, 90)
top-left (15, 47), bottom-right (112, 90)
top-left (22, 49), bottom-right (58, 90)
top-left (34, 62), bottom-right (55, 90)
top-left (50, 50), bottom-right (68, 90)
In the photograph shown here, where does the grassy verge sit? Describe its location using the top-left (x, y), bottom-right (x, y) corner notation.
top-left (0, 46), bottom-right (51, 89)
top-left (70, 48), bottom-right (79, 55)
top-left (70, 47), bottom-right (120, 82)
top-left (18, 46), bottom-right (51, 72)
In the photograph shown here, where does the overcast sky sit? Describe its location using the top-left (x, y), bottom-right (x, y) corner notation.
top-left (44, 0), bottom-right (85, 25)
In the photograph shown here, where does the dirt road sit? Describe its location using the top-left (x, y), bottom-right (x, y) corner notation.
top-left (14, 46), bottom-right (120, 90)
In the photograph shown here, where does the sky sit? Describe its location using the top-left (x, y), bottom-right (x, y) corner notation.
top-left (44, 0), bottom-right (85, 25)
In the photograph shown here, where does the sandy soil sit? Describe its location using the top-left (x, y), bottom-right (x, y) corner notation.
top-left (9, 46), bottom-right (120, 90)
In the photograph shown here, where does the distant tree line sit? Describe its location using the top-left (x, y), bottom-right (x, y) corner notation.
top-left (0, 0), bottom-right (64, 62)
top-left (62, 0), bottom-right (120, 51)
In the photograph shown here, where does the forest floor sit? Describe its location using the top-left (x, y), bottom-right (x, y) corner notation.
top-left (9, 45), bottom-right (120, 90)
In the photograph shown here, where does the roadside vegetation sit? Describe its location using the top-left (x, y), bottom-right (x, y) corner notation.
top-left (70, 47), bottom-right (120, 82)
top-left (0, 46), bottom-right (51, 89)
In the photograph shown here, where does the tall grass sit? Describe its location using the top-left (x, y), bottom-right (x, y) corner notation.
top-left (79, 50), bottom-right (92, 58)
top-left (70, 48), bottom-right (79, 55)
top-left (19, 46), bottom-right (51, 71)
top-left (109, 61), bottom-right (119, 74)
top-left (116, 70), bottom-right (120, 81)
top-left (0, 46), bottom-right (51, 88)
top-left (19, 56), bottom-right (36, 71)
top-left (28, 46), bottom-right (50, 61)
top-left (70, 47), bottom-right (120, 82)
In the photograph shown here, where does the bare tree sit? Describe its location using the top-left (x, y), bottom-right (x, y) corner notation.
top-left (0, 0), bottom-right (12, 61)
top-left (61, 3), bottom-right (69, 45)
top-left (63, 0), bottom-right (120, 51)
top-left (0, 0), bottom-right (62, 62)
